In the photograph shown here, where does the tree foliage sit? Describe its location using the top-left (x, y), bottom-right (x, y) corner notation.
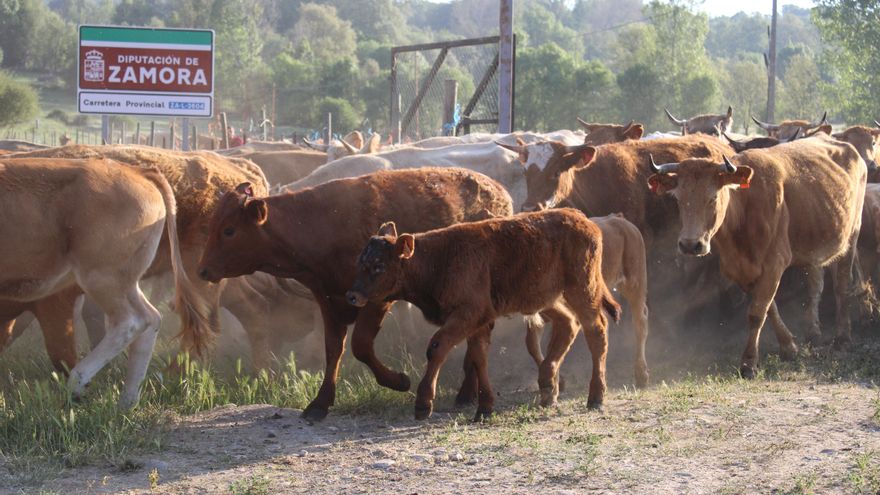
top-left (0, 71), bottom-right (39, 127)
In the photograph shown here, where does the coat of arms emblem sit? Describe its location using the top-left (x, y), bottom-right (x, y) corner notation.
top-left (83, 50), bottom-right (105, 82)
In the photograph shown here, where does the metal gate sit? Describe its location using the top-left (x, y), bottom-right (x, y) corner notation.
top-left (390, 35), bottom-right (515, 143)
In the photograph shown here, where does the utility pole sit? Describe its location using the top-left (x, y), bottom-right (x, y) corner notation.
top-left (498, 0), bottom-right (514, 133)
top-left (766, 0), bottom-right (778, 122)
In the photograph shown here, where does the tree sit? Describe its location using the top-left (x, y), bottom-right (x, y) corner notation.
top-left (0, 71), bottom-right (39, 127)
top-left (718, 57), bottom-right (767, 133)
top-left (778, 53), bottom-right (824, 121)
top-left (210, 0), bottom-right (268, 115)
top-left (289, 3), bottom-right (357, 63)
top-left (813, 0), bottom-right (880, 123)
top-left (518, 2), bottom-right (584, 58)
top-left (616, 63), bottom-right (663, 130)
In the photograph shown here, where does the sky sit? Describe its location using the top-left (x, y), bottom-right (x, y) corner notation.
top-left (693, 0), bottom-right (814, 17)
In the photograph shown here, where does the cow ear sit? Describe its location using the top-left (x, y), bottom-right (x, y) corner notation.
top-left (814, 124), bottom-right (832, 136)
top-left (870, 129), bottom-right (880, 138)
top-left (516, 137), bottom-right (526, 146)
top-left (397, 234), bottom-right (415, 259)
top-left (571, 146), bottom-right (598, 170)
top-left (377, 221), bottom-right (398, 238)
top-left (647, 174), bottom-right (678, 194)
top-left (624, 124), bottom-right (644, 140)
top-left (235, 182), bottom-right (255, 197)
top-left (720, 166), bottom-right (754, 189)
top-left (245, 199), bottom-right (268, 225)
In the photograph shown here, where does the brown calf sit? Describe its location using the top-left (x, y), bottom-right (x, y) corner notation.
top-left (525, 213), bottom-right (649, 388)
top-left (197, 167), bottom-right (513, 420)
top-left (647, 136), bottom-right (866, 377)
top-left (346, 209), bottom-right (621, 421)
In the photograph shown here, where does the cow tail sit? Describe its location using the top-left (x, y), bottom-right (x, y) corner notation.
top-left (142, 167), bottom-right (214, 356)
top-left (601, 284), bottom-right (622, 323)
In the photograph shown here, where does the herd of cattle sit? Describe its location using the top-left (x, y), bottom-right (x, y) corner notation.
top-left (0, 106), bottom-right (876, 422)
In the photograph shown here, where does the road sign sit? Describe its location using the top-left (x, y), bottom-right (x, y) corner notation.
top-left (78, 25), bottom-right (214, 118)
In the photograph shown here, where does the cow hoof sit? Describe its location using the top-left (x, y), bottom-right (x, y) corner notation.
top-left (739, 364), bottom-right (756, 380)
top-left (472, 409), bottom-right (493, 423)
top-left (635, 372), bottom-right (650, 389)
top-left (454, 391), bottom-right (476, 407)
top-left (804, 331), bottom-right (822, 347)
top-left (586, 401), bottom-right (604, 412)
top-left (779, 343), bottom-right (798, 362)
top-left (414, 403), bottom-right (433, 420)
top-left (393, 373), bottom-right (411, 392)
top-left (301, 404), bottom-right (329, 422)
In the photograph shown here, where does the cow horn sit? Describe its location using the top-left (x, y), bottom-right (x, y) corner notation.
top-left (751, 116), bottom-right (779, 132)
top-left (726, 106), bottom-right (733, 118)
top-left (495, 141), bottom-right (524, 154)
top-left (576, 117), bottom-right (593, 131)
top-left (303, 138), bottom-right (329, 152)
top-left (340, 138), bottom-right (358, 154)
top-left (664, 109), bottom-right (687, 127)
top-left (809, 111), bottom-right (828, 128)
top-left (563, 143), bottom-right (590, 154)
top-left (621, 120), bottom-right (635, 133)
top-left (650, 154), bottom-right (679, 174)
top-left (874, 119), bottom-right (880, 129)
top-left (721, 156), bottom-right (737, 173)
top-left (722, 131), bottom-right (743, 146)
top-left (784, 128), bottom-right (802, 142)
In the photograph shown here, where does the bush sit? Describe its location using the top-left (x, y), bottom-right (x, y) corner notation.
top-left (313, 96), bottom-right (360, 133)
top-left (46, 109), bottom-right (69, 124)
top-left (0, 72), bottom-right (39, 128)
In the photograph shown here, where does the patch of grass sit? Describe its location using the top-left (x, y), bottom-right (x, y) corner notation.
top-left (872, 393), bottom-right (880, 425)
top-left (228, 474), bottom-right (271, 495)
top-left (784, 472), bottom-right (818, 495)
top-left (848, 450), bottom-right (880, 494)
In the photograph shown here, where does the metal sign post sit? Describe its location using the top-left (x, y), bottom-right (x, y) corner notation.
top-left (498, 0), bottom-right (514, 133)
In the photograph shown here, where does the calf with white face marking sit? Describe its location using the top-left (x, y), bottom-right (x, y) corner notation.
top-left (346, 209), bottom-right (621, 420)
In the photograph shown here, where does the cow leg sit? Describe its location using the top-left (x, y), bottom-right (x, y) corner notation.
top-left (468, 325), bottom-right (494, 422)
top-left (455, 342), bottom-right (479, 407)
top-left (567, 300), bottom-right (609, 411)
top-left (68, 283), bottom-right (160, 409)
top-left (740, 273), bottom-right (783, 379)
top-left (804, 265), bottom-right (824, 345)
top-left (33, 289), bottom-right (80, 374)
top-left (767, 301), bottom-right (798, 361)
top-left (80, 296), bottom-right (106, 349)
top-left (831, 243), bottom-right (857, 347)
top-left (525, 317), bottom-right (545, 368)
top-left (415, 315), bottom-right (479, 420)
top-left (621, 282), bottom-right (650, 388)
top-left (120, 296), bottom-right (162, 409)
top-left (536, 303), bottom-right (578, 409)
top-left (301, 300), bottom-right (349, 421)
top-left (350, 302), bottom-right (411, 392)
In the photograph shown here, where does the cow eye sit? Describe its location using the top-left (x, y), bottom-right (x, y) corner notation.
top-left (553, 170), bottom-right (562, 179)
top-left (223, 226), bottom-right (235, 237)
top-left (372, 264), bottom-right (384, 274)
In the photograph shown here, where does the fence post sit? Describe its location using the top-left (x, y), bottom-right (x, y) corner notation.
top-left (192, 124), bottom-right (198, 151)
top-left (149, 121), bottom-right (156, 147)
top-left (170, 120), bottom-right (176, 150)
top-left (442, 79), bottom-right (458, 136)
top-left (324, 113), bottom-right (332, 145)
top-left (135, 122), bottom-right (141, 144)
top-left (261, 106), bottom-right (268, 141)
top-left (220, 112), bottom-right (230, 149)
top-left (120, 121), bottom-right (126, 144)
top-left (181, 117), bottom-right (190, 151)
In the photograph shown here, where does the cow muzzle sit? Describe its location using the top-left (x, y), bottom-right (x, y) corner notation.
top-left (678, 238), bottom-right (710, 256)
top-left (197, 266), bottom-right (220, 283)
top-left (346, 290), bottom-right (368, 307)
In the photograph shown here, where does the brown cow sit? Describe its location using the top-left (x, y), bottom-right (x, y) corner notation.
top-left (832, 125), bottom-right (880, 172)
top-left (576, 118), bottom-right (645, 146)
top-left (647, 136), bottom-right (866, 377)
top-left (722, 129), bottom-right (802, 153)
top-left (0, 157), bottom-right (203, 408)
top-left (665, 106), bottom-right (733, 136)
top-left (6, 145), bottom-right (268, 366)
top-left (752, 111), bottom-right (828, 141)
top-left (524, 212), bottom-right (649, 388)
top-left (345, 210), bottom-right (621, 420)
top-left (858, 183), bottom-right (880, 285)
top-left (197, 167), bottom-right (513, 420)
